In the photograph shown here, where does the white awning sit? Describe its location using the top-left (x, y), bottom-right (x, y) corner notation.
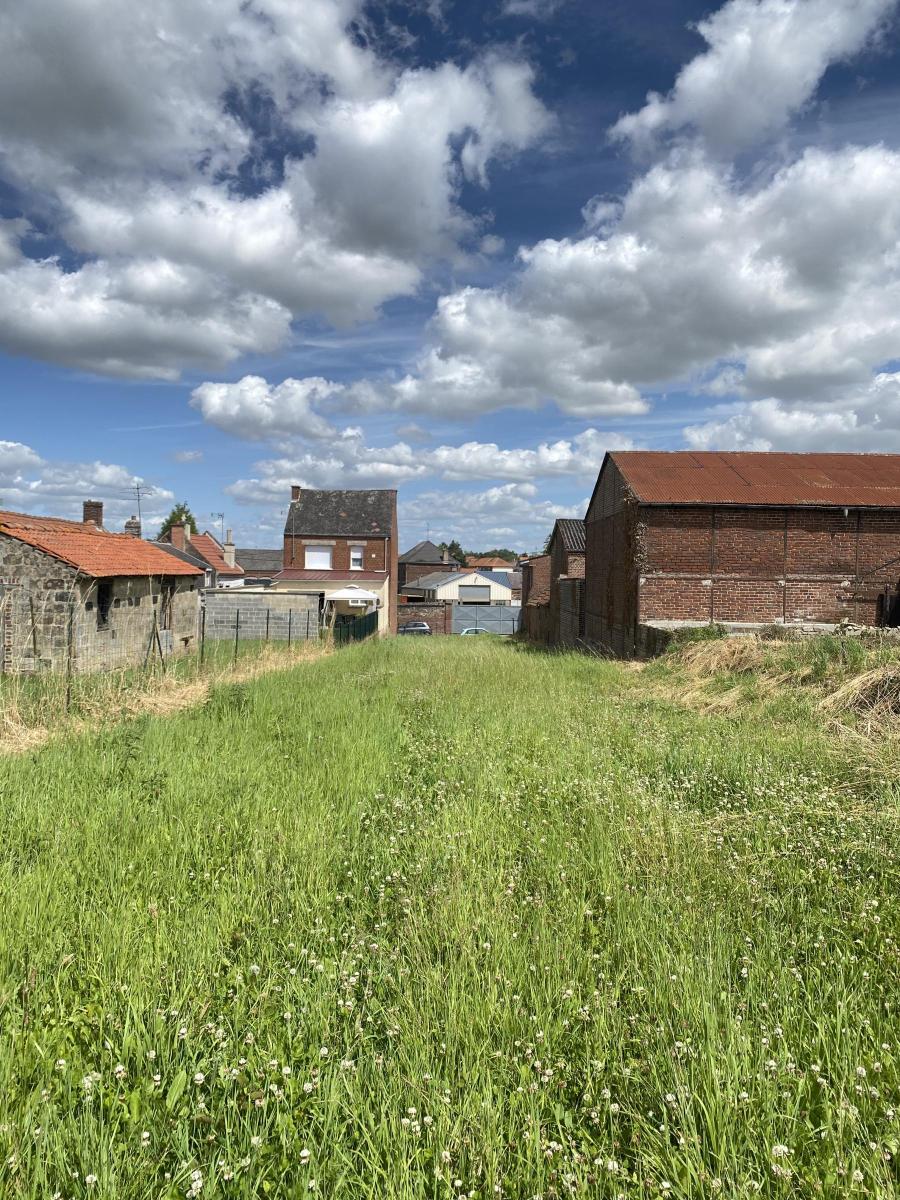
top-left (326, 585), bottom-right (379, 601)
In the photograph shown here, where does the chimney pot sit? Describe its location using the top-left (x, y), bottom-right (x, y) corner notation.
top-left (442, 547), bottom-right (449, 564)
top-left (83, 499), bottom-right (104, 527)
top-left (291, 484), bottom-right (301, 501)
top-left (124, 514), bottom-right (142, 538)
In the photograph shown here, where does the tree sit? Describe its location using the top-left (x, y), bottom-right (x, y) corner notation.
top-left (157, 502), bottom-right (198, 541)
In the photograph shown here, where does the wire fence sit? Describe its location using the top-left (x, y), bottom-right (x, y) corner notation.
top-left (0, 586), bottom-right (378, 741)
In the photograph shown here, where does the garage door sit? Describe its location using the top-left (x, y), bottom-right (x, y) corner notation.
top-left (459, 585), bottom-right (491, 604)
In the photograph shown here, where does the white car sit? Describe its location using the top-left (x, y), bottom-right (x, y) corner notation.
top-left (460, 627), bottom-right (491, 636)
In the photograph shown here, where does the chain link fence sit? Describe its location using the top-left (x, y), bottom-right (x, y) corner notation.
top-left (0, 585), bottom-right (376, 740)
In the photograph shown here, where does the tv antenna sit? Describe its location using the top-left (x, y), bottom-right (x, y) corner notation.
top-left (113, 483), bottom-right (155, 524)
top-left (211, 511), bottom-right (225, 541)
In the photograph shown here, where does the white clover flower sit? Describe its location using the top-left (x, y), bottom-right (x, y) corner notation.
top-left (771, 1144), bottom-right (790, 1158)
top-left (85, 1176), bottom-right (98, 1188)
top-left (194, 1073), bottom-right (205, 1085)
top-left (251, 1136), bottom-right (262, 1149)
top-left (249, 964), bottom-right (261, 976)
top-left (319, 1047), bottom-right (329, 1059)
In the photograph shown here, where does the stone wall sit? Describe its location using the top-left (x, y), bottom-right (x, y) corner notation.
top-left (0, 536), bottom-right (79, 672)
top-left (0, 535), bottom-right (202, 673)
top-left (76, 576), bottom-right (200, 672)
top-left (203, 588), bottom-right (321, 641)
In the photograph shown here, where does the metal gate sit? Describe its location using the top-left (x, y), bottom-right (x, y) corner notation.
top-left (451, 605), bottom-right (521, 636)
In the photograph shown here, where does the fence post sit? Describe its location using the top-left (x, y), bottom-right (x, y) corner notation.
top-left (288, 610), bottom-right (293, 647)
top-left (306, 610), bottom-right (310, 640)
top-left (200, 605), bottom-right (206, 667)
top-left (65, 599), bottom-right (74, 713)
top-left (28, 596), bottom-right (39, 667)
top-left (265, 609), bottom-right (270, 643)
top-left (233, 609), bottom-right (240, 668)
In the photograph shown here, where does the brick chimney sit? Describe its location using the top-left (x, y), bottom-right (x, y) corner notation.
top-left (291, 484), bottom-right (301, 501)
top-left (124, 514), bottom-right (142, 538)
top-left (223, 528), bottom-right (236, 568)
top-left (83, 499), bottom-right (103, 527)
top-left (169, 521), bottom-right (187, 550)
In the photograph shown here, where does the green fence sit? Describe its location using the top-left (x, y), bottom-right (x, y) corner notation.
top-left (333, 610), bottom-right (379, 646)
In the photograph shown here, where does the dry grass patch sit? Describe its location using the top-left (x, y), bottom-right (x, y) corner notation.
top-left (0, 639), bottom-right (328, 755)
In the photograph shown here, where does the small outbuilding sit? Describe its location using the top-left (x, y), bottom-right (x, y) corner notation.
top-left (0, 502), bottom-right (202, 673)
top-left (585, 451), bottom-right (900, 655)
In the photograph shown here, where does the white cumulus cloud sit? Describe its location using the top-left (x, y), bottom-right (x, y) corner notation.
top-left (612, 0), bottom-right (896, 155)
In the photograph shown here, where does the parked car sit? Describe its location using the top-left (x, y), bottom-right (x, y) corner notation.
top-left (460, 627), bottom-right (490, 636)
top-left (399, 621), bottom-right (432, 635)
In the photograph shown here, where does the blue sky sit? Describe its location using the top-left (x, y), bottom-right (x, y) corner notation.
top-left (2, 0), bottom-right (900, 552)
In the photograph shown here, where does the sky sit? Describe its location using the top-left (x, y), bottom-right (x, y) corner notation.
top-left (2, 0), bottom-right (900, 553)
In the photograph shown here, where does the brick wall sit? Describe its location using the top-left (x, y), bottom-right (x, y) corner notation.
top-left (637, 505), bottom-right (900, 626)
top-left (521, 554), bottom-right (551, 605)
top-left (283, 536), bottom-right (387, 572)
top-left (584, 462), bottom-right (641, 654)
top-left (399, 560), bottom-right (455, 588)
top-left (558, 577), bottom-right (584, 646)
top-left (522, 602), bottom-right (552, 644)
top-left (398, 601), bottom-right (453, 634)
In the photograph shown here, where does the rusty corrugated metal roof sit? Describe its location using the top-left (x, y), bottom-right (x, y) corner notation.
top-left (609, 451), bottom-right (900, 508)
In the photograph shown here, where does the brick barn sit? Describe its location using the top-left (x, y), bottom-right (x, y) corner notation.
top-left (585, 451), bottom-right (900, 656)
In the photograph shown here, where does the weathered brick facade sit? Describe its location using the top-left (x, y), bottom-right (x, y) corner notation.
top-left (547, 520), bottom-right (585, 646)
top-left (397, 600), bottom-right (454, 634)
top-left (585, 453), bottom-right (900, 655)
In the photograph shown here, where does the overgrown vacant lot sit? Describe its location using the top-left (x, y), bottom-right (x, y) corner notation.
top-left (1, 637), bottom-right (898, 1198)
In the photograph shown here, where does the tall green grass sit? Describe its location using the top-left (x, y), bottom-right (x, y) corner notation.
top-left (0, 638), bottom-right (897, 1197)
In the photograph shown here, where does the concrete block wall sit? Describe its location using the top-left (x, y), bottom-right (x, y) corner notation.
top-left (203, 589), bottom-right (320, 641)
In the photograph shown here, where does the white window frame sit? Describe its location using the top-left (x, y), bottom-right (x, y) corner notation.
top-left (350, 544), bottom-right (365, 570)
top-left (305, 545), bottom-right (333, 570)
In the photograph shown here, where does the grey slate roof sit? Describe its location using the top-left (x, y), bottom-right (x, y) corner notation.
top-left (284, 489), bottom-right (396, 539)
top-left (405, 569), bottom-right (513, 592)
top-left (151, 542), bottom-right (210, 572)
top-left (235, 547), bottom-right (283, 574)
top-left (554, 518), bottom-right (586, 553)
top-left (399, 539), bottom-right (446, 564)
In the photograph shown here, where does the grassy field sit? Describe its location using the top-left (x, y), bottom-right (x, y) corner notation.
top-left (0, 635), bottom-right (898, 1198)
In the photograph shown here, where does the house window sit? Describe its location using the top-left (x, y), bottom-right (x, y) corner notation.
top-left (350, 545), bottom-right (364, 570)
top-left (96, 580), bottom-right (113, 629)
top-left (305, 546), bottom-right (332, 570)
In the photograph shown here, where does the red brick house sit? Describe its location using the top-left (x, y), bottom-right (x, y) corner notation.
top-left (585, 451), bottom-right (900, 655)
top-left (398, 540), bottom-right (457, 589)
top-left (159, 524), bottom-right (244, 588)
top-left (275, 487), bottom-right (398, 634)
